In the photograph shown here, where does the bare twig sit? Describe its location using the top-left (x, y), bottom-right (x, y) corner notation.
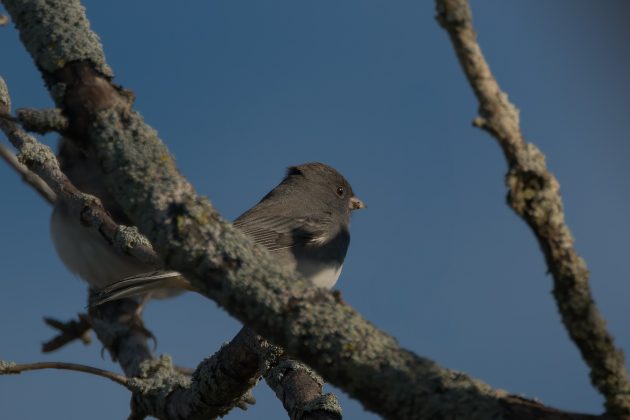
top-left (0, 360), bottom-right (130, 388)
top-left (435, 0), bottom-right (630, 417)
top-left (42, 313), bottom-right (92, 353)
top-left (0, 141), bottom-right (56, 203)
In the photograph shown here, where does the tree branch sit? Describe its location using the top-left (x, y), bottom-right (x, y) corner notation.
top-left (88, 293), bottom-right (260, 419)
top-left (0, 141), bottom-right (56, 203)
top-left (435, 0), bottom-right (630, 417)
top-left (129, 327), bottom-right (268, 419)
top-left (16, 107), bottom-right (69, 134)
top-left (42, 313), bottom-right (92, 353)
top-left (266, 358), bottom-right (342, 420)
top-left (0, 359), bottom-right (130, 388)
top-left (87, 293), bottom-right (155, 378)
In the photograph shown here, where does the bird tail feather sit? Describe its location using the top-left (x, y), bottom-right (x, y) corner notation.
top-left (93, 271), bottom-right (191, 305)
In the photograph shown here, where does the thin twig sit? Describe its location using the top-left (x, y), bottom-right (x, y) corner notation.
top-left (435, 0), bottom-right (630, 417)
top-left (1, 361), bottom-right (130, 388)
top-left (42, 313), bottom-right (92, 353)
top-left (0, 142), bottom-right (56, 204)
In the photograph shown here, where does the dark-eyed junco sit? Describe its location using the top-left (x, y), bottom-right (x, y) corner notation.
top-left (233, 162), bottom-right (365, 289)
top-left (51, 154), bottom-right (365, 302)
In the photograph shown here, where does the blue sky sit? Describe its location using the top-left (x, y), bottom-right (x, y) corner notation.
top-left (1, 1), bottom-right (630, 418)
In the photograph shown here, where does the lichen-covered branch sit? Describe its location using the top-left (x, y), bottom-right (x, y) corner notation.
top-left (0, 0), bottom-right (612, 418)
top-left (265, 358), bottom-right (342, 420)
top-left (0, 141), bottom-right (56, 203)
top-left (88, 293), bottom-right (261, 419)
top-left (16, 107), bottom-right (69, 134)
top-left (128, 328), bottom-right (266, 419)
top-left (435, 0), bottom-right (630, 417)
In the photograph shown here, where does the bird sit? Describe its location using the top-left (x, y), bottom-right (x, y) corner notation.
top-left (51, 139), bottom-right (182, 300)
top-left (51, 146), bottom-right (365, 304)
top-left (97, 161), bottom-right (366, 302)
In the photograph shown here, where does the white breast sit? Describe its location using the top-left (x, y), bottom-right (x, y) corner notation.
top-left (298, 260), bottom-right (343, 290)
top-left (50, 202), bottom-right (151, 289)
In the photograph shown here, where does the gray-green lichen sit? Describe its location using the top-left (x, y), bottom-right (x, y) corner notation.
top-left (3, 0), bottom-right (112, 76)
top-left (16, 137), bottom-right (60, 178)
top-left (189, 346), bottom-right (255, 410)
top-left (0, 360), bottom-right (17, 372)
top-left (16, 108), bottom-right (68, 134)
top-left (112, 225), bottom-right (156, 260)
top-left (0, 76), bottom-right (11, 111)
top-left (302, 393), bottom-right (341, 417)
top-left (188, 352), bottom-right (258, 414)
top-left (267, 359), bottom-right (324, 389)
top-left (128, 355), bottom-right (190, 396)
top-left (265, 358), bottom-right (343, 419)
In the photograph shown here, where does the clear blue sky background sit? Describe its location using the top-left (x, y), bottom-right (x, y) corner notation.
top-left (1, 1), bottom-right (629, 419)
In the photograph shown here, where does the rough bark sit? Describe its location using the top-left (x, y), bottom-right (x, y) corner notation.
top-left (435, 0), bottom-right (630, 417)
top-left (266, 358), bottom-right (342, 420)
top-left (0, 142), bottom-right (55, 203)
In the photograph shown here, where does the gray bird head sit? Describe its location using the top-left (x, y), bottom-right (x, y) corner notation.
top-left (282, 162), bottom-right (365, 220)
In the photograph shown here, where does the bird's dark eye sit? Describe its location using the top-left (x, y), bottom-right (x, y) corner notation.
top-left (336, 186), bottom-right (345, 197)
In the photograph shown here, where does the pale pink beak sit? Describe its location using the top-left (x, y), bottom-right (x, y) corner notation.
top-left (350, 196), bottom-right (366, 211)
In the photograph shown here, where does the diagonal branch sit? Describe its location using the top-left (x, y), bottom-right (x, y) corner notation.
top-left (42, 313), bottom-right (92, 353)
top-left (0, 141), bottom-right (56, 203)
top-left (88, 293), bottom-right (260, 419)
top-left (435, 0), bottom-right (630, 417)
top-left (266, 358), bottom-right (342, 420)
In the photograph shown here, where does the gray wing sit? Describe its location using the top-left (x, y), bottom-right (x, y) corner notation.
top-left (233, 213), bottom-right (333, 251)
top-left (93, 210), bottom-right (334, 305)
